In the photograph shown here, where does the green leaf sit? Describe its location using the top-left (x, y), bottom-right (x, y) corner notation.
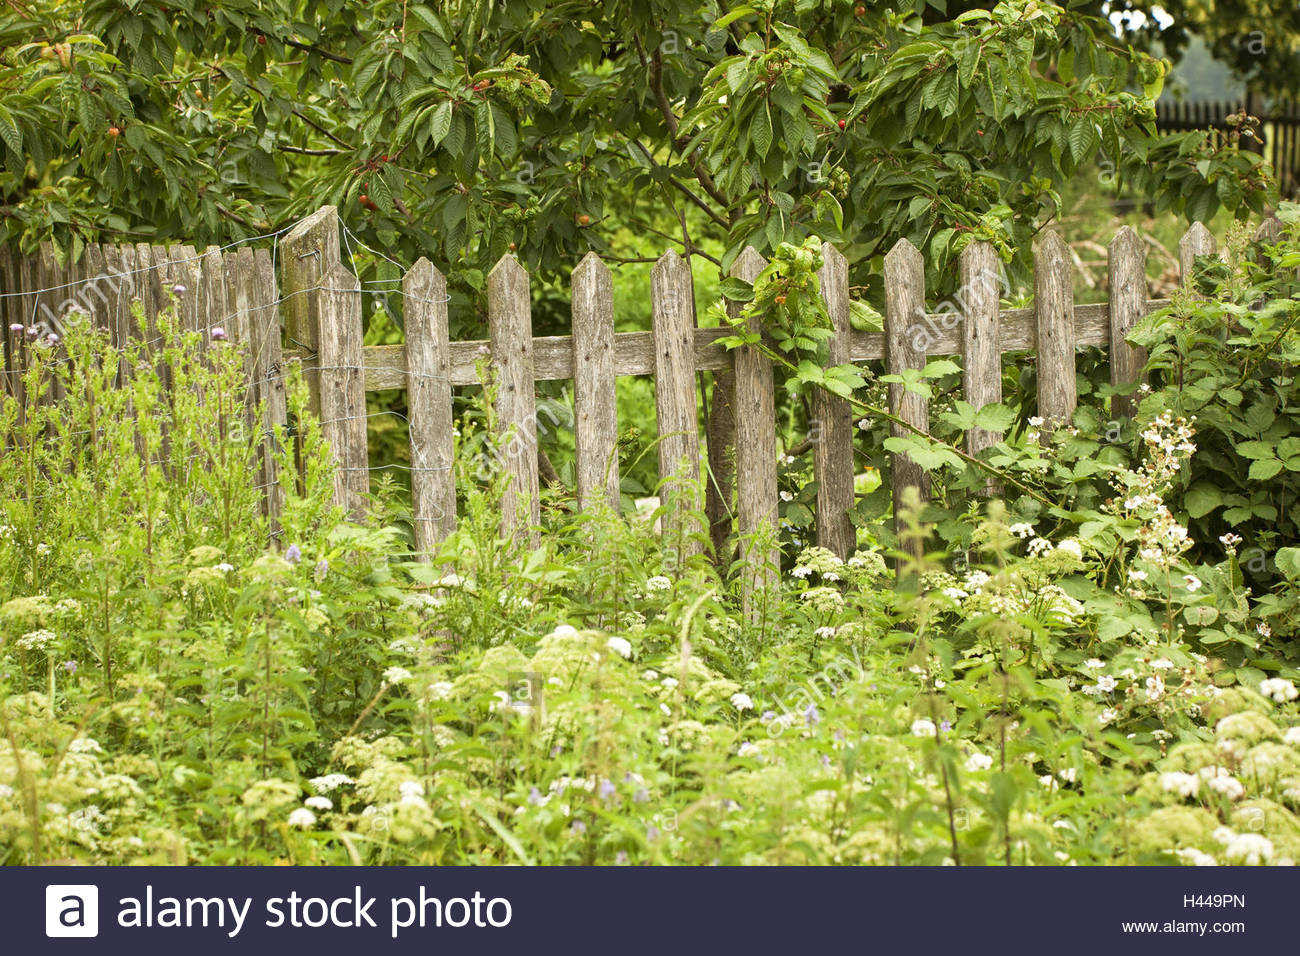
top-left (719, 276), bottom-right (755, 302)
top-left (1275, 547), bottom-right (1300, 580)
top-left (1233, 440), bottom-right (1274, 459)
top-left (752, 103), bottom-right (773, 159)
top-left (428, 101), bottom-right (453, 148)
top-left (1248, 458), bottom-right (1283, 481)
top-left (1184, 482), bottom-right (1223, 519)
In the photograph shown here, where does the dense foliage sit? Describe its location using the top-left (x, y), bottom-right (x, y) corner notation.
top-left (3, 215), bottom-right (1300, 864)
top-left (0, 0), bottom-right (1275, 309)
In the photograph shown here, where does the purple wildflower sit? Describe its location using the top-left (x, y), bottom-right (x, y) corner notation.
top-left (646, 824), bottom-right (660, 842)
top-left (211, 326), bottom-right (227, 341)
top-left (527, 786), bottom-right (544, 806)
top-left (571, 820), bottom-right (587, 834)
top-left (313, 559), bottom-right (329, 582)
top-left (63, 660), bottom-right (77, 674)
top-left (940, 719), bottom-right (952, 733)
top-left (8, 323), bottom-right (23, 334)
top-left (171, 284), bottom-right (187, 296)
top-left (804, 702), bottom-right (820, 728)
top-left (633, 788), bottom-right (649, 804)
top-left (598, 778), bottom-right (617, 801)
top-left (285, 544), bottom-right (302, 564)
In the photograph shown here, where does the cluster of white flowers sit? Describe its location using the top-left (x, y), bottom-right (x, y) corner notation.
top-left (309, 773), bottom-right (355, 794)
top-left (1259, 678), bottom-right (1298, 703)
top-left (730, 692), bottom-right (754, 712)
top-left (1201, 766), bottom-right (1245, 800)
top-left (17, 628), bottom-right (57, 652)
top-left (383, 666), bottom-right (413, 685)
top-left (1160, 771), bottom-right (1200, 799)
top-left (645, 575), bottom-right (672, 592)
top-left (964, 752), bottom-right (993, 772)
top-left (287, 808), bottom-right (317, 829)
top-left (1214, 827), bottom-right (1274, 865)
top-left (910, 719), bottom-right (937, 738)
top-left (606, 636), bottom-right (633, 659)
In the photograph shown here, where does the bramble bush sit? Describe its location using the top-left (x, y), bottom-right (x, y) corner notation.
top-left (3, 228), bottom-right (1300, 865)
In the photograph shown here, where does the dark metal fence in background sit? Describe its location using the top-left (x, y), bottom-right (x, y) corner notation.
top-left (1156, 99), bottom-right (1300, 198)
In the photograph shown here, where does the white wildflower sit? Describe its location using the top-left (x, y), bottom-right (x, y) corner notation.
top-left (1160, 772), bottom-right (1200, 798)
top-left (910, 719), bottom-right (937, 738)
top-left (383, 666), bottom-right (413, 685)
top-left (606, 636), bottom-right (633, 659)
top-left (287, 808), bottom-right (317, 828)
top-left (304, 796), bottom-right (333, 811)
top-left (730, 692), bottom-right (754, 712)
top-left (1259, 678), bottom-right (1298, 703)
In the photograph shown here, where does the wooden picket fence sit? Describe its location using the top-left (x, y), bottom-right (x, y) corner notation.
top-left (0, 206), bottom-right (1286, 601)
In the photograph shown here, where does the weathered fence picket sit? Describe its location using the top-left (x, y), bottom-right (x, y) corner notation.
top-left (404, 257), bottom-right (457, 556)
top-left (650, 249), bottom-right (703, 565)
top-left (2, 209), bottom-right (1290, 586)
top-left (814, 243), bottom-right (855, 560)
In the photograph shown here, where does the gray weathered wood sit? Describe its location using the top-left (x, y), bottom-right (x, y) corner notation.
top-left (731, 247), bottom-right (779, 614)
top-left (197, 246), bottom-right (226, 362)
top-left (1178, 221), bottom-right (1216, 290)
top-left (404, 257), bottom-right (457, 556)
top-left (884, 238), bottom-right (930, 559)
top-left (1108, 226), bottom-right (1148, 419)
top-left (814, 242), bottom-right (855, 559)
top-left (250, 247), bottom-right (285, 525)
top-left (105, 245), bottom-right (137, 385)
top-left (79, 243), bottom-right (111, 333)
top-left (317, 298), bottom-right (1170, 392)
top-left (318, 261), bottom-right (368, 519)
top-left (960, 240), bottom-right (1002, 470)
top-left (168, 245), bottom-right (203, 340)
top-left (571, 252), bottom-right (620, 513)
top-left (281, 206), bottom-right (340, 417)
top-left (222, 247), bottom-right (257, 402)
top-left (651, 250), bottom-right (703, 563)
top-left (488, 254), bottom-right (541, 546)
top-left (0, 245), bottom-right (23, 424)
top-left (1034, 230), bottom-right (1077, 425)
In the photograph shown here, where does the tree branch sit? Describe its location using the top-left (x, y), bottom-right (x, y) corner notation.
top-left (283, 37), bottom-right (353, 65)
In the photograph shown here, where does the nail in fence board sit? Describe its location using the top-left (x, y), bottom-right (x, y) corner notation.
top-left (1108, 226), bottom-right (1148, 419)
top-left (404, 257), bottom-right (457, 556)
top-left (488, 255), bottom-right (541, 547)
top-left (571, 252), bottom-right (620, 514)
top-left (1034, 231), bottom-right (1077, 425)
top-left (650, 249), bottom-right (703, 563)
top-left (730, 246), bottom-right (779, 615)
top-left (318, 261), bottom-right (368, 519)
top-left (814, 243), bottom-right (855, 559)
top-left (884, 238), bottom-right (930, 560)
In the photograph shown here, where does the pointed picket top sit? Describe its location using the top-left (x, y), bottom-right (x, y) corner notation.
top-left (1178, 221), bottom-right (1216, 288)
top-left (488, 251), bottom-right (528, 285)
top-left (1108, 224), bottom-right (1144, 258)
top-left (284, 204), bottom-right (339, 247)
top-left (404, 256), bottom-right (441, 297)
top-left (1254, 215), bottom-right (1283, 245)
top-left (573, 249), bottom-right (609, 284)
top-left (1034, 227), bottom-right (1070, 260)
top-left (884, 236), bottom-right (923, 273)
top-left (820, 241), bottom-right (847, 273)
top-left (731, 245), bottom-right (766, 282)
top-left (324, 259), bottom-right (360, 292)
top-left (652, 247), bottom-right (688, 282)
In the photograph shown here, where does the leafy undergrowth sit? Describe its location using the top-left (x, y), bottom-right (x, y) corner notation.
top-left (3, 255), bottom-right (1300, 866)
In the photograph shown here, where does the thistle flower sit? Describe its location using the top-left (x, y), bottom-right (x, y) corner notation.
top-left (211, 326), bottom-right (227, 341)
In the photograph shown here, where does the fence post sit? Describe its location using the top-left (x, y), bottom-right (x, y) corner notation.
top-left (318, 261), bottom-right (368, 519)
top-left (1108, 226), bottom-right (1148, 419)
top-left (1178, 221), bottom-right (1216, 290)
top-left (1034, 230), bottom-right (1077, 426)
top-left (281, 206), bottom-right (340, 418)
top-left (731, 246), bottom-right (779, 617)
top-left (884, 239), bottom-right (929, 563)
top-left (960, 240), bottom-right (1002, 492)
top-left (0, 245), bottom-right (23, 427)
top-left (404, 257), bottom-right (457, 557)
top-left (250, 247), bottom-right (286, 527)
top-left (651, 250), bottom-right (703, 566)
top-left (488, 254), bottom-right (541, 547)
top-left (814, 242), bottom-right (856, 559)
top-left (571, 252), bottom-right (620, 514)
top-left (79, 244), bottom-right (111, 334)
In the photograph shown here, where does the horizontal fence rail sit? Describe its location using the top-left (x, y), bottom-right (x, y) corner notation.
top-left (1, 208), bottom-right (1287, 598)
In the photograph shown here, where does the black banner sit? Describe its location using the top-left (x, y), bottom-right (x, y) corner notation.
top-left (6, 866), bottom-right (1289, 954)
